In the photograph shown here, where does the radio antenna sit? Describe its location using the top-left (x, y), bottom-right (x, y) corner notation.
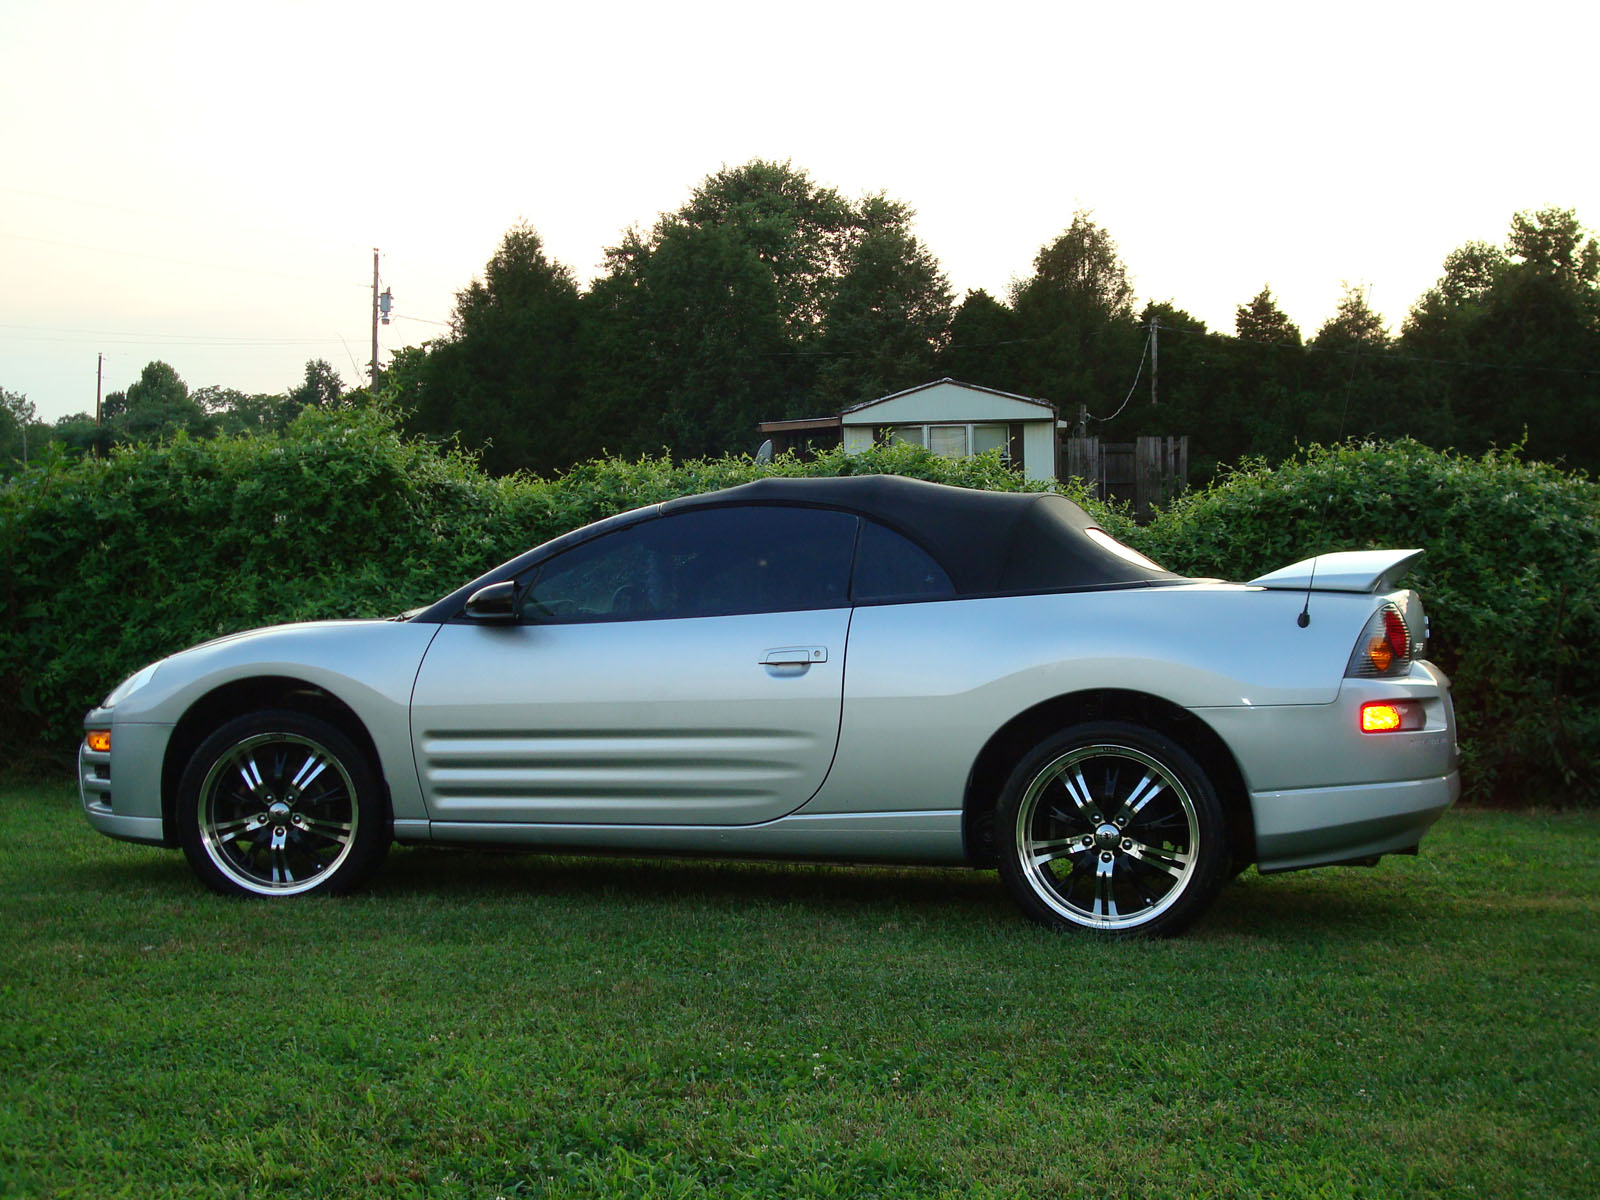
top-left (1297, 556), bottom-right (1319, 628)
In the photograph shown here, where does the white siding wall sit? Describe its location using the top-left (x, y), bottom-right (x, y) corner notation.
top-left (836, 381), bottom-right (1059, 482)
top-left (840, 381), bottom-right (1049, 425)
top-left (1022, 423), bottom-right (1056, 482)
top-left (842, 426), bottom-right (875, 453)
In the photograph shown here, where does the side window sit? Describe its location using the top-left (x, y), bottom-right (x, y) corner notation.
top-left (852, 521), bottom-right (955, 603)
top-left (520, 506), bottom-right (859, 622)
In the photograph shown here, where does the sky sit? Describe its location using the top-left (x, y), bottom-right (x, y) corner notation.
top-left (2, 0), bottom-right (1595, 424)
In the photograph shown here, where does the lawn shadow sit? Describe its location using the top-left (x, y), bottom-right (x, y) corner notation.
top-left (1201, 865), bottom-right (1456, 942)
top-left (375, 844), bottom-right (1016, 920)
top-left (65, 840), bottom-right (1454, 942)
top-left (72, 853), bottom-right (194, 893)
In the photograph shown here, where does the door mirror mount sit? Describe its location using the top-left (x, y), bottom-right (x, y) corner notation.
top-left (463, 581), bottom-right (518, 623)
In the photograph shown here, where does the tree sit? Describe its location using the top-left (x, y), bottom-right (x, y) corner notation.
top-left (812, 194), bottom-right (954, 407)
top-left (583, 219), bottom-right (789, 457)
top-left (1403, 242), bottom-right (1509, 346)
top-left (1508, 206), bottom-right (1600, 287)
top-left (1312, 284), bottom-right (1389, 351)
top-left (672, 159), bottom-right (859, 340)
top-left (194, 385), bottom-right (299, 435)
top-left (1235, 286), bottom-right (1302, 345)
top-left (51, 411), bottom-right (109, 457)
top-left (1007, 211), bottom-right (1143, 410)
top-left (1400, 207), bottom-right (1600, 465)
top-left (938, 289), bottom-right (1024, 386)
top-left (583, 161), bottom-right (936, 455)
top-left (0, 387), bottom-right (39, 467)
top-left (400, 223), bottom-right (584, 475)
top-left (288, 359), bottom-right (343, 410)
top-left (114, 361), bottom-right (211, 441)
top-left (124, 360), bottom-right (189, 410)
top-left (1012, 211), bottom-right (1136, 321)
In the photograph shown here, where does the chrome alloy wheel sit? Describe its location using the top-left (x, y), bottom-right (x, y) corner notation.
top-left (196, 731), bottom-right (360, 896)
top-left (1013, 742), bottom-right (1201, 930)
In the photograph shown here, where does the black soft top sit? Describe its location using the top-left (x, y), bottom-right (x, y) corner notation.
top-left (664, 475), bottom-right (1183, 596)
top-left (417, 474), bottom-right (1182, 622)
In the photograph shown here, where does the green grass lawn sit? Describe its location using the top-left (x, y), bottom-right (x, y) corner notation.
top-left (3, 784), bottom-right (1596, 1199)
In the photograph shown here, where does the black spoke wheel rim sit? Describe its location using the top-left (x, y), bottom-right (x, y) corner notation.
top-left (197, 731), bottom-right (360, 896)
top-left (1014, 742), bottom-right (1201, 930)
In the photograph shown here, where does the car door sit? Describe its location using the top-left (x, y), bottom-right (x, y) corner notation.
top-left (410, 505), bottom-right (857, 826)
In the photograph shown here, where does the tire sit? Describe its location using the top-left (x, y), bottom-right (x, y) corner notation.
top-left (995, 721), bottom-right (1228, 937)
top-left (177, 709), bottom-right (390, 898)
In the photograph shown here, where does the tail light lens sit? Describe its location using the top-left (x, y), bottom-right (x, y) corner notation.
top-left (1361, 700), bottom-right (1426, 733)
top-left (1346, 603), bottom-right (1414, 678)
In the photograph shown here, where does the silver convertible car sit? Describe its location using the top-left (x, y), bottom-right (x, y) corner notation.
top-left (80, 475), bottom-right (1458, 936)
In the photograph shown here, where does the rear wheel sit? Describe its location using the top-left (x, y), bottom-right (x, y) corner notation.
top-left (996, 721), bottom-right (1227, 937)
top-left (177, 710), bottom-right (389, 897)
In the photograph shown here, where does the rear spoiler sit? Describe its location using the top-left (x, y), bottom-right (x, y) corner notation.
top-left (1247, 549), bottom-right (1424, 594)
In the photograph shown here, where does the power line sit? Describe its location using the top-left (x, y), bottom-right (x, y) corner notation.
top-left (0, 327), bottom-right (345, 349)
top-left (1154, 320), bottom-right (1600, 378)
top-left (0, 185), bottom-right (376, 259)
top-left (0, 231), bottom-right (369, 291)
top-left (1085, 327), bottom-right (1152, 425)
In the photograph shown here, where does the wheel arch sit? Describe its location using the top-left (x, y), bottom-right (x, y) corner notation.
top-left (160, 676), bottom-right (392, 841)
top-left (962, 688), bottom-right (1254, 870)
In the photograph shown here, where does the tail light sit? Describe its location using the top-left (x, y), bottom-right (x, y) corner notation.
top-left (1346, 603), bottom-right (1414, 678)
top-left (1361, 700), bottom-right (1426, 733)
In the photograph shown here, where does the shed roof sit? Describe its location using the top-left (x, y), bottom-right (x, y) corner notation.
top-left (839, 377), bottom-right (1056, 418)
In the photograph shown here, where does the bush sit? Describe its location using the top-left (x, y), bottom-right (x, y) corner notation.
top-left (8, 413), bottom-right (1590, 806)
top-left (1136, 439), bottom-right (1600, 805)
top-left (0, 408), bottom-right (1091, 757)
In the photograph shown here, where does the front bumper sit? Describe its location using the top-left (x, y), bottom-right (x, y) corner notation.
top-left (78, 708), bottom-right (174, 847)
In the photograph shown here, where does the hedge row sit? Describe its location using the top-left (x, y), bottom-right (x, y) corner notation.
top-left (1139, 440), bottom-right (1599, 805)
top-left (0, 407), bottom-right (1087, 762)
top-left (3, 407), bottom-right (1594, 804)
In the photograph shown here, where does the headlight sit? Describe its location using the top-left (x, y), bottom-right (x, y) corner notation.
top-left (103, 662), bottom-right (161, 708)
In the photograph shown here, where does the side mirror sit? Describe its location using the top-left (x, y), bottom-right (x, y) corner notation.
top-left (463, 581), bottom-right (518, 623)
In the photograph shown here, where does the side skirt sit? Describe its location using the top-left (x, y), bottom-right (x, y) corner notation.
top-left (395, 809), bottom-right (966, 866)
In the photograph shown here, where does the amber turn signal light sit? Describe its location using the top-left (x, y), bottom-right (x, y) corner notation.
top-left (1360, 701), bottom-right (1425, 733)
top-left (85, 729), bottom-right (111, 753)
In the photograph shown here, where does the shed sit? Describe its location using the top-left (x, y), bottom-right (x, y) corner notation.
top-left (758, 379), bottom-right (1059, 482)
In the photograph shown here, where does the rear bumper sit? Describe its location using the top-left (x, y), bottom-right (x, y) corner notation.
top-left (1194, 658), bottom-right (1459, 870)
top-left (1253, 771), bottom-right (1459, 872)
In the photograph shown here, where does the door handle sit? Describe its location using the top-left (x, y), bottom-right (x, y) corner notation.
top-left (761, 646), bottom-right (828, 665)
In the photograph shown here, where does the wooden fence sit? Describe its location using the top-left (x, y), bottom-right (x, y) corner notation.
top-left (1063, 435), bottom-right (1188, 520)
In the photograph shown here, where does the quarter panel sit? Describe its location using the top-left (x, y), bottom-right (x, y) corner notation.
top-left (803, 586), bottom-right (1372, 816)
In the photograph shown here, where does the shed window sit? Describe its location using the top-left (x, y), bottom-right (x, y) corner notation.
top-left (884, 423), bottom-right (1012, 463)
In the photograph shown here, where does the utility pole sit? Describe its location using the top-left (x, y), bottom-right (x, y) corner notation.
top-left (370, 248), bottom-right (381, 387)
top-left (95, 353), bottom-right (103, 426)
top-left (1150, 316), bottom-right (1159, 406)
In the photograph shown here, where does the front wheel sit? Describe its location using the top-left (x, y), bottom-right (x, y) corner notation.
top-left (177, 710), bottom-right (390, 898)
top-left (996, 722), bottom-right (1228, 937)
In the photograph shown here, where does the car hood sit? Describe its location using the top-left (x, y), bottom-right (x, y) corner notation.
top-left (175, 618), bottom-right (395, 658)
